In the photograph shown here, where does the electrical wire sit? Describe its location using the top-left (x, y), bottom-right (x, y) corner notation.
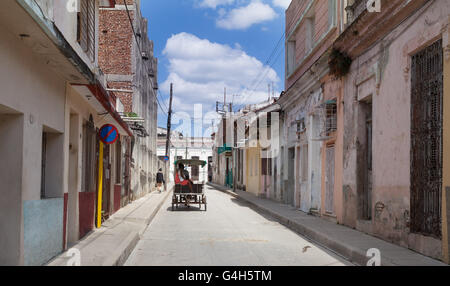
top-left (123, 0), bottom-right (169, 116)
top-left (234, 4), bottom-right (309, 112)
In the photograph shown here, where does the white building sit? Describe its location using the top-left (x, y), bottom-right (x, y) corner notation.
top-left (157, 128), bottom-right (213, 183)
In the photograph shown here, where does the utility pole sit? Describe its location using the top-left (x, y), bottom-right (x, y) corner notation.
top-left (164, 83), bottom-right (174, 186)
top-left (165, 83), bottom-right (174, 157)
top-left (224, 87), bottom-right (227, 112)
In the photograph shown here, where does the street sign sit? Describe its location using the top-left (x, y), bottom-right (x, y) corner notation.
top-left (164, 156), bottom-right (169, 162)
top-left (99, 124), bottom-right (119, 145)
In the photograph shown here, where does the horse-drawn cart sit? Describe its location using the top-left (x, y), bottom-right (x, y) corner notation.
top-left (172, 159), bottom-right (207, 211)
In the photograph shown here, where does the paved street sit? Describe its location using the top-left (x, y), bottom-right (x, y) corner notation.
top-left (124, 185), bottom-right (352, 266)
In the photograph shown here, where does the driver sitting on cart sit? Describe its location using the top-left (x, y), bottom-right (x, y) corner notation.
top-left (175, 163), bottom-right (193, 193)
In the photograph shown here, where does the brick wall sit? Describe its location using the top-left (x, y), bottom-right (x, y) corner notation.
top-left (99, 3), bottom-right (135, 112)
top-left (286, 0), bottom-right (339, 90)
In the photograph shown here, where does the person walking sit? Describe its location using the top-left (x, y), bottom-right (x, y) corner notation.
top-left (156, 168), bottom-right (165, 193)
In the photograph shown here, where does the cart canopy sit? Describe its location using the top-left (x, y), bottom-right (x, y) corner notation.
top-left (174, 159), bottom-right (207, 168)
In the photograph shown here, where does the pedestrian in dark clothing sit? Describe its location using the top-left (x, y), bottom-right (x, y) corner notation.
top-left (156, 168), bottom-right (165, 193)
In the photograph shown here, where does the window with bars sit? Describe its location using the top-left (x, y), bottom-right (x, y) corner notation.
top-left (410, 39), bottom-right (443, 238)
top-left (191, 156), bottom-right (199, 179)
top-left (78, 0), bottom-right (96, 62)
top-left (297, 118), bottom-right (306, 133)
top-left (325, 101), bottom-right (337, 134)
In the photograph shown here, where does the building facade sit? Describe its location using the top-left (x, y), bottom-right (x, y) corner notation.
top-left (278, 0), bottom-right (345, 219)
top-left (99, 0), bottom-right (158, 202)
top-left (333, 0), bottom-right (450, 261)
top-left (0, 0), bottom-right (159, 266)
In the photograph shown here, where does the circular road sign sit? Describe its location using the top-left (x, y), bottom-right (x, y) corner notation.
top-left (99, 124), bottom-right (119, 145)
top-left (164, 156), bottom-right (169, 162)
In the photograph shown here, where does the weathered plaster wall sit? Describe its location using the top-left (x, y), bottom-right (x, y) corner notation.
top-left (0, 15), bottom-right (67, 265)
top-left (53, 0), bottom-right (99, 71)
top-left (320, 76), bottom-right (344, 222)
top-left (23, 199), bottom-right (63, 266)
top-left (0, 114), bottom-right (24, 266)
top-left (342, 0), bottom-right (450, 259)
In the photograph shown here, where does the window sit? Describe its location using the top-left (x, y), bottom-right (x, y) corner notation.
top-left (297, 118), bottom-right (306, 133)
top-left (82, 118), bottom-right (97, 193)
top-left (305, 9), bottom-right (316, 53)
top-left (268, 157), bottom-right (272, 176)
top-left (328, 0), bottom-right (336, 28)
top-left (41, 132), bottom-right (47, 199)
top-left (191, 156), bottom-right (199, 179)
top-left (78, 0), bottom-right (96, 61)
top-left (115, 139), bottom-right (122, 184)
top-left (40, 129), bottom-right (64, 199)
top-left (287, 40), bottom-right (296, 75)
top-left (325, 101), bottom-right (337, 134)
top-left (262, 158), bottom-right (267, 176)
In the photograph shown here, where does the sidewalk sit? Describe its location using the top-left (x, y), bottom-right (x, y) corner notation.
top-left (207, 182), bottom-right (447, 266)
top-left (47, 184), bottom-right (173, 266)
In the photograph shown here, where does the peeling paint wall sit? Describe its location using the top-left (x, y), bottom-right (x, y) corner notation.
top-left (341, 0), bottom-right (450, 260)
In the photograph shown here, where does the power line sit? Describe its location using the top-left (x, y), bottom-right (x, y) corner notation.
top-left (123, 0), bottom-right (169, 116)
top-left (235, 5), bottom-right (308, 112)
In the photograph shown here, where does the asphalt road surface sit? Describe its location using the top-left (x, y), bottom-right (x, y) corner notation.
top-left (124, 185), bottom-right (352, 266)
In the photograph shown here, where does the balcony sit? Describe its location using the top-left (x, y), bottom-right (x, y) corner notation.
top-left (345, 0), bottom-right (368, 27)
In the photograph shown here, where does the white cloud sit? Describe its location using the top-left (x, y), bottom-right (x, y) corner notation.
top-left (216, 1), bottom-right (277, 30)
top-left (272, 0), bottom-right (291, 9)
top-left (198, 0), bottom-right (235, 9)
top-left (161, 33), bottom-right (280, 116)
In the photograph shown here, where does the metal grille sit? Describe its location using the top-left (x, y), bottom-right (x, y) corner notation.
top-left (326, 102), bottom-right (337, 134)
top-left (410, 39), bottom-right (443, 238)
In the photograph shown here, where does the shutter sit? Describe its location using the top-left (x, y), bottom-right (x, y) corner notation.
top-left (87, 0), bottom-right (96, 61)
top-left (79, 0), bottom-right (88, 52)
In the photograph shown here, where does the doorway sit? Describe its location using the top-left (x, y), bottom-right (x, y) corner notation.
top-left (287, 147), bottom-right (295, 206)
top-left (410, 39), bottom-right (443, 238)
top-left (325, 145), bottom-right (335, 215)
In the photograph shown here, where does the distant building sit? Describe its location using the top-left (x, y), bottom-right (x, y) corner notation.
top-left (157, 127), bottom-right (213, 183)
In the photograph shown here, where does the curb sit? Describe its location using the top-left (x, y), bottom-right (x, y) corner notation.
top-left (112, 188), bottom-right (173, 266)
top-left (47, 188), bottom-right (174, 267)
top-left (207, 182), bottom-right (367, 266)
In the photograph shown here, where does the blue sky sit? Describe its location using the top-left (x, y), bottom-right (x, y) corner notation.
top-left (140, 0), bottom-right (290, 135)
